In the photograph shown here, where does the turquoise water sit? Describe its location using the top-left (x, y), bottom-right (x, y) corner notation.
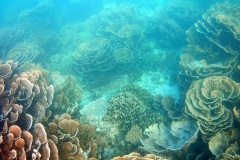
top-left (0, 0), bottom-right (239, 159)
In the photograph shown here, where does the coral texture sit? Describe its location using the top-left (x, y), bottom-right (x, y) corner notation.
top-left (0, 27), bottom-right (24, 59)
top-left (50, 72), bottom-right (82, 115)
top-left (6, 43), bottom-right (43, 66)
top-left (48, 114), bottom-right (98, 160)
top-left (179, 3), bottom-right (240, 85)
top-left (125, 125), bottom-right (143, 145)
top-left (103, 84), bottom-right (162, 133)
top-left (74, 38), bottom-right (116, 75)
top-left (141, 118), bottom-right (198, 152)
top-left (111, 152), bottom-right (168, 160)
top-left (185, 76), bottom-right (240, 140)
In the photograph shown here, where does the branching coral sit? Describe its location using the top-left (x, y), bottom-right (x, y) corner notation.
top-left (103, 84), bottom-right (162, 134)
top-left (73, 38), bottom-right (116, 75)
top-left (185, 76), bottom-right (240, 140)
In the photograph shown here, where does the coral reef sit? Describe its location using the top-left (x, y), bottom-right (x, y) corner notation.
top-left (140, 118), bottom-right (198, 152)
top-left (185, 76), bottom-right (240, 140)
top-left (0, 27), bottom-right (24, 59)
top-left (117, 25), bottom-right (144, 45)
top-left (114, 48), bottom-right (134, 72)
top-left (48, 114), bottom-right (98, 159)
top-left (0, 60), bottom-right (57, 159)
top-left (125, 125), bottom-right (143, 145)
top-left (50, 72), bottom-right (82, 116)
top-left (179, 3), bottom-right (240, 85)
top-left (0, 123), bottom-right (58, 160)
top-left (161, 95), bottom-right (183, 120)
top-left (208, 132), bottom-right (229, 156)
top-left (73, 38), bottom-right (116, 75)
top-left (103, 84), bottom-right (162, 134)
top-left (111, 152), bottom-right (168, 160)
top-left (5, 43), bottom-right (44, 66)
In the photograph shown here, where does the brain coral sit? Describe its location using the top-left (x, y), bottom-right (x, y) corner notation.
top-left (73, 38), bottom-right (116, 75)
top-left (185, 76), bottom-right (240, 140)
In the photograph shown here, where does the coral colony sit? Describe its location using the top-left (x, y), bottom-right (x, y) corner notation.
top-left (1, 1), bottom-right (240, 160)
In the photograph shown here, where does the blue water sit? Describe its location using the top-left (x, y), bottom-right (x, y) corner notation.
top-left (0, 0), bottom-right (238, 159)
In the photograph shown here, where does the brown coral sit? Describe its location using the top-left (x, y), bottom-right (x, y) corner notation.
top-left (48, 114), bottom-right (98, 160)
